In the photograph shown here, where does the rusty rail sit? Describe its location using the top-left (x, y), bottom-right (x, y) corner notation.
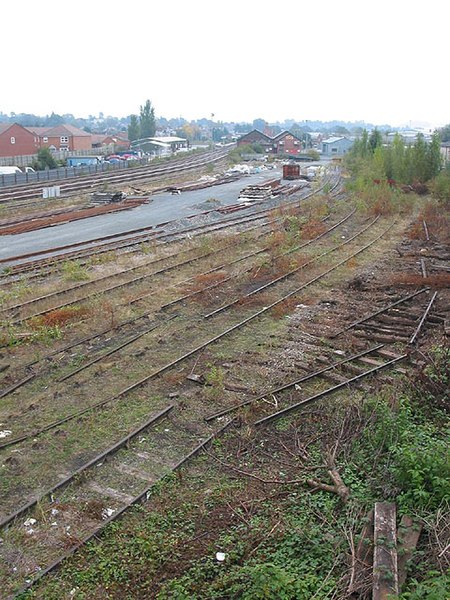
top-left (254, 355), bottom-right (407, 426)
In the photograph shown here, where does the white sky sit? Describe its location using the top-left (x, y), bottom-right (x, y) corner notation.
top-left (1, 0), bottom-right (447, 127)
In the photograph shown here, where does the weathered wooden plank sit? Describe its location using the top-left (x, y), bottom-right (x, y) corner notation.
top-left (348, 509), bottom-right (374, 595)
top-left (373, 502), bottom-right (398, 600)
top-left (397, 515), bottom-right (423, 588)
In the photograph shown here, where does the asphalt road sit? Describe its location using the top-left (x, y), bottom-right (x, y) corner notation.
top-left (0, 169), bottom-right (283, 263)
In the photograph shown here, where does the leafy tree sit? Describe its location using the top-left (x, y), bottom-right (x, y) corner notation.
top-left (334, 125), bottom-right (350, 135)
top-left (34, 147), bottom-right (57, 170)
top-left (128, 114), bottom-right (140, 142)
top-left (44, 111), bottom-right (64, 126)
top-left (412, 133), bottom-right (428, 183)
top-left (437, 123), bottom-right (450, 142)
top-left (426, 132), bottom-right (443, 180)
top-left (253, 118), bottom-right (266, 132)
top-left (139, 100), bottom-right (156, 139)
top-left (390, 133), bottom-right (407, 182)
top-left (352, 129), bottom-right (370, 158)
top-left (212, 126), bottom-right (229, 142)
top-left (369, 128), bottom-right (383, 153)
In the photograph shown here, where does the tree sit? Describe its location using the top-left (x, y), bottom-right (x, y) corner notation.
top-left (139, 100), bottom-right (156, 139)
top-left (412, 133), bottom-right (428, 183)
top-left (437, 124), bottom-right (450, 142)
top-left (426, 132), bottom-right (443, 180)
top-left (390, 133), bottom-right (407, 182)
top-left (252, 118), bottom-right (266, 132)
top-left (34, 147), bottom-right (57, 170)
top-left (369, 128), bottom-right (383, 153)
top-left (128, 115), bottom-right (140, 142)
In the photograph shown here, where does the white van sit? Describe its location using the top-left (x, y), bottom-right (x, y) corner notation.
top-left (0, 166), bottom-right (35, 175)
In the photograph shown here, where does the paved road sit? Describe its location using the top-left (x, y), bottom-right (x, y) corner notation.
top-left (0, 169), bottom-right (283, 263)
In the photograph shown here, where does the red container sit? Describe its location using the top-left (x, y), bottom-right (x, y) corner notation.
top-left (283, 164), bottom-right (300, 180)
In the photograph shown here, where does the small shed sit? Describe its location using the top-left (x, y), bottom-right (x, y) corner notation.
top-left (283, 163), bottom-right (300, 180)
top-left (321, 137), bottom-right (353, 156)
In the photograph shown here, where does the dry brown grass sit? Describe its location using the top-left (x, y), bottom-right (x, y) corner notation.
top-left (300, 219), bottom-right (327, 239)
top-left (32, 306), bottom-right (92, 328)
top-left (186, 271), bottom-right (228, 294)
top-left (408, 202), bottom-right (450, 243)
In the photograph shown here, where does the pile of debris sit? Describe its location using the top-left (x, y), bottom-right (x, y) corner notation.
top-left (238, 178), bottom-right (281, 202)
top-left (90, 191), bottom-right (127, 205)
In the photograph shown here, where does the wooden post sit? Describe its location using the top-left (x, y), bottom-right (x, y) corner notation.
top-left (373, 502), bottom-right (398, 600)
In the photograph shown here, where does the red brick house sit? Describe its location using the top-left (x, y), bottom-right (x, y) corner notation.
top-left (0, 122), bottom-right (92, 156)
top-left (272, 131), bottom-right (303, 155)
top-left (236, 129), bottom-right (274, 152)
top-left (237, 129), bottom-right (303, 155)
top-left (92, 133), bottom-right (130, 150)
top-left (28, 124), bottom-right (92, 152)
top-left (0, 123), bottom-right (40, 157)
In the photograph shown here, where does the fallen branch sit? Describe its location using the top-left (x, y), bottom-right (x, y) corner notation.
top-left (205, 449), bottom-right (349, 502)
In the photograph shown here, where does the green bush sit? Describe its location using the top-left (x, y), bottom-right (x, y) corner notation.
top-left (399, 571), bottom-right (450, 599)
top-left (392, 421), bottom-right (450, 510)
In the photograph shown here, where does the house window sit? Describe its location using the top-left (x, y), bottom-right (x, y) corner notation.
top-left (332, 147), bottom-right (338, 153)
top-left (60, 136), bottom-right (69, 143)
top-left (43, 137), bottom-right (48, 143)
top-left (10, 137), bottom-right (15, 144)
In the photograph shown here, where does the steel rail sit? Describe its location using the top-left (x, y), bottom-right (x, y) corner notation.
top-left (12, 418), bottom-right (235, 598)
top-left (0, 206), bottom-right (349, 396)
top-left (4, 215), bottom-right (277, 324)
top-left (0, 220), bottom-right (394, 450)
top-left (1, 172), bottom-right (338, 274)
top-left (0, 149), bottom-right (229, 203)
top-left (0, 405), bottom-right (174, 530)
top-left (56, 322), bottom-right (174, 383)
top-left (408, 291), bottom-right (438, 344)
top-left (139, 208), bottom-right (356, 310)
top-left (329, 288), bottom-right (430, 338)
top-left (204, 344), bottom-right (385, 421)
top-left (0, 150), bottom-right (225, 196)
top-left (2, 178), bottom-right (338, 316)
top-left (203, 214), bottom-right (379, 319)
top-left (0, 313), bottom-right (172, 399)
top-left (254, 355), bottom-right (407, 426)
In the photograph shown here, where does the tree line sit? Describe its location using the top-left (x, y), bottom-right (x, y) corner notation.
top-left (127, 100), bottom-right (156, 142)
top-left (348, 129), bottom-right (442, 185)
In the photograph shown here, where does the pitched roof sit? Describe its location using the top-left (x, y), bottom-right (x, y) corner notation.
top-left (26, 124), bottom-right (91, 137)
top-left (272, 130), bottom-right (302, 142)
top-left (238, 129), bottom-right (272, 142)
top-left (322, 136), bottom-right (351, 144)
top-left (26, 126), bottom-right (49, 135)
top-left (42, 124), bottom-right (91, 137)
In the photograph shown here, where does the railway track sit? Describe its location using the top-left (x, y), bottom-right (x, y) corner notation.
top-left (1, 201), bottom-right (350, 327)
top-left (0, 215), bottom-right (392, 452)
top-left (0, 205), bottom-right (354, 400)
top-left (0, 172), bottom-right (337, 276)
top-left (2, 417), bottom-right (235, 599)
top-left (1, 199), bottom-right (445, 596)
top-left (0, 148), bottom-right (230, 205)
top-left (2, 226), bottom-right (442, 598)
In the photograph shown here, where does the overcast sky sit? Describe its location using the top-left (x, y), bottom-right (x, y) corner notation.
top-left (2, 0), bottom-right (447, 127)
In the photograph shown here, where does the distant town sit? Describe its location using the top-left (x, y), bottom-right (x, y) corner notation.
top-left (1, 105), bottom-right (448, 170)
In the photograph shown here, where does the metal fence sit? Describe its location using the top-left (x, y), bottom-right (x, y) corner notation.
top-left (0, 157), bottom-right (149, 188)
top-left (0, 146), bottom-right (117, 168)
